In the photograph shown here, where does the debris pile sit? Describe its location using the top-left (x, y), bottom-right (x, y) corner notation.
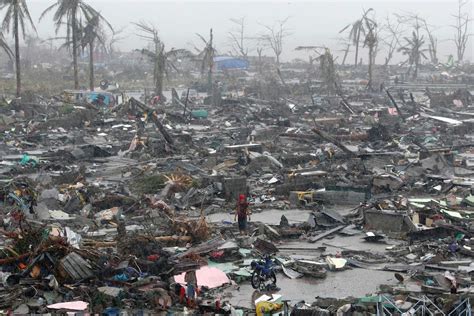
top-left (1, 72), bottom-right (474, 314)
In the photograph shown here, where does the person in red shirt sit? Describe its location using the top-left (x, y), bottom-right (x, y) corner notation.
top-left (235, 194), bottom-right (251, 235)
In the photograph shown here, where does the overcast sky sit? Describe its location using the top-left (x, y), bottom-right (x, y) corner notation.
top-left (19, 0), bottom-right (474, 63)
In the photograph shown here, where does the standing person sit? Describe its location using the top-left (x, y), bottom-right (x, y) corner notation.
top-left (235, 194), bottom-right (251, 235)
top-left (184, 269), bottom-right (197, 308)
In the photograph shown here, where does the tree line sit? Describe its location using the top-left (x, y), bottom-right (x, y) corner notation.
top-left (0, 0), bottom-right (472, 97)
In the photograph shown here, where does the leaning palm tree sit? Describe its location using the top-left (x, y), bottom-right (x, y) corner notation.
top-left (40, 0), bottom-right (110, 89)
top-left (0, 0), bottom-right (36, 97)
top-left (134, 22), bottom-right (191, 99)
top-left (339, 8), bottom-right (373, 67)
top-left (81, 13), bottom-right (112, 91)
top-left (195, 29), bottom-right (216, 93)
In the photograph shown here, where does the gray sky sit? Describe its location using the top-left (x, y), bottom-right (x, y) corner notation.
top-left (22, 0), bottom-right (474, 63)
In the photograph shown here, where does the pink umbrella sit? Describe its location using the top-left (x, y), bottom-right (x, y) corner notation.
top-left (174, 266), bottom-right (229, 289)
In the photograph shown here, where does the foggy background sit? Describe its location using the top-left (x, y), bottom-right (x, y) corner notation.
top-left (18, 0), bottom-right (474, 64)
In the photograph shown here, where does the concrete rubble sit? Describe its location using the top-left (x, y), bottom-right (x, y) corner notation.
top-left (1, 64), bottom-right (474, 315)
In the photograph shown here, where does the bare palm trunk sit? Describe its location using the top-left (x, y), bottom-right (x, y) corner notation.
top-left (342, 44), bottom-right (350, 65)
top-left (206, 54), bottom-right (213, 95)
top-left (157, 58), bottom-right (164, 98)
top-left (414, 59), bottom-right (419, 79)
top-left (157, 75), bottom-right (163, 99)
top-left (207, 68), bottom-right (212, 94)
top-left (14, 5), bottom-right (20, 97)
top-left (89, 40), bottom-right (94, 91)
top-left (72, 8), bottom-right (79, 89)
top-left (152, 42), bottom-right (165, 98)
top-left (257, 48), bottom-right (263, 75)
top-left (354, 31), bottom-right (361, 66)
top-left (208, 29), bottom-right (213, 94)
top-left (368, 47), bottom-right (373, 91)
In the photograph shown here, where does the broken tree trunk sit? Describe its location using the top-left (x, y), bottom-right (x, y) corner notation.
top-left (171, 88), bottom-right (180, 107)
top-left (151, 112), bottom-right (174, 145)
top-left (183, 88), bottom-right (190, 117)
top-left (334, 82), bottom-right (355, 114)
top-left (312, 127), bottom-right (358, 157)
top-left (129, 97), bottom-right (174, 145)
top-left (386, 89), bottom-right (405, 122)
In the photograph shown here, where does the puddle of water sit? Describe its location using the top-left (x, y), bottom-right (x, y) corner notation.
top-left (207, 209), bottom-right (312, 225)
top-left (223, 269), bottom-right (396, 309)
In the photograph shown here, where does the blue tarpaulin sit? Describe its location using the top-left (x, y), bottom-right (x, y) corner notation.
top-left (214, 56), bottom-right (249, 71)
top-left (86, 92), bottom-right (113, 106)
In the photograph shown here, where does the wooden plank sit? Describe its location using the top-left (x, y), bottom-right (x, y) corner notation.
top-left (309, 225), bottom-right (346, 243)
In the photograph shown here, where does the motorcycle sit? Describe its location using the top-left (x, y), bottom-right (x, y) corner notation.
top-left (250, 255), bottom-right (277, 290)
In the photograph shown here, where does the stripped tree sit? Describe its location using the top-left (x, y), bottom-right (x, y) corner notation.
top-left (421, 18), bottom-right (438, 64)
top-left (339, 8), bottom-right (374, 66)
top-left (296, 46), bottom-right (336, 94)
top-left (195, 28), bottom-right (216, 94)
top-left (451, 0), bottom-right (472, 62)
top-left (228, 17), bottom-right (249, 58)
top-left (381, 15), bottom-right (403, 66)
top-left (259, 17), bottom-right (290, 67)
top-left (135, 21), bottom-right (191, 99)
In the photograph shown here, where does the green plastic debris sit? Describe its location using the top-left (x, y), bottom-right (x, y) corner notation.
top-left (191, 109), bottom-right (208, 119)
top-left (358, 295), bottom-right (382, 303)
top-left (456, 233), bottom-right (465, 241)
top-left (19, 154), bottom-right (38, 167)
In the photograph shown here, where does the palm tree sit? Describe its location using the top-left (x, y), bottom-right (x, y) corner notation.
top-left (363, 16), bottom-right (377, 91)
top-left (40, 0), bottom-right (109, 90)
top-left (81, 13), bottom-right (112, 91)
top-left (398, 29), bottom-right (428, 79)
top-left (0, 0), bottom-right (36, 97)
top-left (339, 8), bottom-right (373, 66)
top-left (398, 16), bottom-right (428, 80)
top-left (195, 29), bottom-right (216, 93)
top-left (135, 22), bottom-right (191, 99)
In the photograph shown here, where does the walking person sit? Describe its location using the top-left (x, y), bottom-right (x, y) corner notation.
top-left (235, 194), bottom-right (251, 235)
top-left (184, 269), bottom-right (197, 308)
